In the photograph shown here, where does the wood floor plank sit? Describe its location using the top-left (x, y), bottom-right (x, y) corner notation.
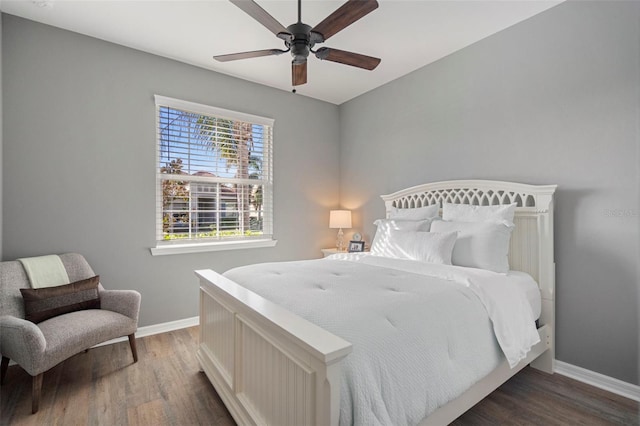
top-left (452, 367), bottom-right (639, 425)
top-left (1, 326), bottom-right (637, 425)
top-left (127, 399), bottom-right (170, 426)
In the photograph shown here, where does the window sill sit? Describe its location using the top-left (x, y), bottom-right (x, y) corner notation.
top-left (150, 239), bottom-right (278, 256)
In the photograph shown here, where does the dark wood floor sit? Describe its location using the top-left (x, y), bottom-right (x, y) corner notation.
top-left (1, 326), bottom-right (637, 425)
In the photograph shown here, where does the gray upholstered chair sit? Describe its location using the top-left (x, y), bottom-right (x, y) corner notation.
top-left (0, 253), bottom-right (141, 413)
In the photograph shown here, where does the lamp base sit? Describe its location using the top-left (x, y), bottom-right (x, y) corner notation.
top-left (336, 228), bottom-right (345, 252)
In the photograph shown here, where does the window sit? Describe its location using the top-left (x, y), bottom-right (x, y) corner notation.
top-left (152, 96), bottom-right (275, 255)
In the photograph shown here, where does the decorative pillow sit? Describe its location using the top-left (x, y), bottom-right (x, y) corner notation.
top-left (370, 219), bottom-right (432, 256)
top-left (376, 230), bottom-right (458, 264)
top-left (389, 204), bottom-right (440, 221)
top-left (442, 202), bottom-right (516, 227)
top-left (20, 275), bottom-right (101, 323)
top-left (430, 221), bottom-right (512, 273)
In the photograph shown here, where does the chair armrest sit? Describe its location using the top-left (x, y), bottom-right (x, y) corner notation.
top-left (0, 316), bottom-right (46, 376)
top-left (99, 289), bottom-right (141, 323)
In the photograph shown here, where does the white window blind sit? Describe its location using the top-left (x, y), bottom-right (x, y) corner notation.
top-left (155, 95), bottom-right (273, 246)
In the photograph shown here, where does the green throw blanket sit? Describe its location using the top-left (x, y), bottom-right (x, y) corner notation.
top-left (18, 255), bottom-right (70, 289)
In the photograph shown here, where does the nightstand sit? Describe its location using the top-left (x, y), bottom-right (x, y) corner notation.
top-left (321, 248), bottom-right (369, 257)
top-left (321, 248), bottom-right (343, 257)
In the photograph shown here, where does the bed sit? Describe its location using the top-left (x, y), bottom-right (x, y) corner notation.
top-left (195, 180), bottom-right (557, 425)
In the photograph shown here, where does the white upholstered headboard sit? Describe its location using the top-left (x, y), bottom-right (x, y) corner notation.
top-left (381, 180), bottom-right (557, 332)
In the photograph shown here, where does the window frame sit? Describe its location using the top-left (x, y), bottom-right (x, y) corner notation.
top-left (150, 95), bottom-right (276, 256)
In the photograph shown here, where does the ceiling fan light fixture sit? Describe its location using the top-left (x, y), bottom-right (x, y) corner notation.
top-left (289, 42), bottom-right (310, 61)
top-left (292, 56), bottom-right (307, 65)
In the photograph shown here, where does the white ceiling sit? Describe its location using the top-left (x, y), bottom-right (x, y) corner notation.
top-left (1, 0), bottom-right (562, 105)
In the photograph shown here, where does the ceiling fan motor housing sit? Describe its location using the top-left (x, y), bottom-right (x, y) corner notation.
top-left (286, 22), bottom-right (313, 64)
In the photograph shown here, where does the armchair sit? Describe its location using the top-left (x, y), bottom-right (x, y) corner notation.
top-left (0, 253), bottom-right (141, 413)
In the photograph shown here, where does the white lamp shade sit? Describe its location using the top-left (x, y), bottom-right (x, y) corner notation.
top-left (329, 210), bottom-right (352, 229)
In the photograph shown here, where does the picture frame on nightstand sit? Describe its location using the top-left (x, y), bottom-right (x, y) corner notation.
top-left (348, 241), bottom-right (365, 252)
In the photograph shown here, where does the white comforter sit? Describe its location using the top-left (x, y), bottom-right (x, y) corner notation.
top-left (224, 254), bottom-right (540, 426)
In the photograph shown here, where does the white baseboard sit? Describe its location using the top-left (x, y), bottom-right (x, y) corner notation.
top-left (555, 360), bottom-right (640, 402)
top-left (136, 315), bottom-right (200, 338)
top-left (95, 316), bottom-right (199, 347)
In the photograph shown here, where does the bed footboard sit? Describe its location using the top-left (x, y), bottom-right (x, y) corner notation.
top-left (196, 269), bottom-right (352, 426)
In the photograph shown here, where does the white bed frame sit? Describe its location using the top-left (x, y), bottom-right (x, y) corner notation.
top-left (196, 180), bottom-right (557, 426)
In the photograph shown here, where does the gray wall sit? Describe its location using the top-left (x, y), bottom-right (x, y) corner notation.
top-left (339, 1), bottom-right (639, 385)
top-left (2, 15), bottom-right (340, 327)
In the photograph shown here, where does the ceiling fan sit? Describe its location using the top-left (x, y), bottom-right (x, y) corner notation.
top-left (214, 0), bottom-right (381, 87)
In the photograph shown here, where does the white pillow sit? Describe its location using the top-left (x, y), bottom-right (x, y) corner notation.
top-left (374, 230), bottom-right (458, 264)
top-left (370, 219), bottom-right (432, 256)
top-left (430, 220), bottom-right (513, 273)
top-left (389, 204), bottom-right (440, 221)
top-left (442, 203), bottom-right (516, 227)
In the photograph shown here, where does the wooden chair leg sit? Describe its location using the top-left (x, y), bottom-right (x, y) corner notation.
top-left (32, 373), bottom-right (43, 414)
top-left (1, 356), bottom-right (9, 385)
top-left (128, 334), bottom-right (138, 363)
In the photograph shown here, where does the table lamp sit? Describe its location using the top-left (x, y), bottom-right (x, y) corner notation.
top-left (329, 210), bottom-right (352, 252)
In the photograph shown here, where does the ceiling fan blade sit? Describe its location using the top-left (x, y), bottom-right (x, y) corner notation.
top-left (315, 47), bottom-right (380, 70)
top-left (292, 61), bottom-right (308, 86)
top-left (214, 49), bottom-right (287, 62)
top-left (311, 0), bottom-right (378, 42)
top-left (230, 0), bottom-right (291, 38)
